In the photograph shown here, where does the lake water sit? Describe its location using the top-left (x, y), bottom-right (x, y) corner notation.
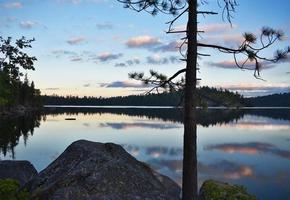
top-left (0, 107), bottom-right (290, 199)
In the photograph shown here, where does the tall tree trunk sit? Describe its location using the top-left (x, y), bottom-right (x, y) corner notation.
top-left (182, 0), bottom-right (198, 200)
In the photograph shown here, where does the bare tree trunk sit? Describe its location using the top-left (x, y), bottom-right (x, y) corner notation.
top-left (182, 0), bottom-right (198, 200)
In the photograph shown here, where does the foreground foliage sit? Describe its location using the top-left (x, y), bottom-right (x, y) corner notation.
top-left (199, 180), bottom-right (256, 200)
top-left (0, 179), bottom-right (30, 200)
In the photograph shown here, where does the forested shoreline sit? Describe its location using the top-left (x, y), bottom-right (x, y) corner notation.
top-left (0, 37), bottom-right (42, 115)
top-left (42, 88), bottom-right (290, 107)
top-left (42, 86), bottom-right (244, 107)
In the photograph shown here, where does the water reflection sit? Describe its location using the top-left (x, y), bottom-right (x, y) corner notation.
top-left (0, 113), bottom-right (42, 158)
top-left (205, 142), bottom-right (290, 159)
top-left (99, 122), bottom-right (182, 130)
top-left (0, 107), bottom-right (289, 199)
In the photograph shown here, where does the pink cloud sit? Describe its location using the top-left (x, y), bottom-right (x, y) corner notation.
top-left (199, 23), bottom-right (237, 33)
top-left (96, 52), bottom-right (123, 62)
top-left (207, 60), bottom-right (275, 70)
top-left (67, 36), bottom-right (86, 45)
top-left (126, 35), bottom-right (161, 48)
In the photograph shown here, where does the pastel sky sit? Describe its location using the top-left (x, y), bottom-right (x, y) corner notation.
top-left (1, 0), bottom-right (290, 97)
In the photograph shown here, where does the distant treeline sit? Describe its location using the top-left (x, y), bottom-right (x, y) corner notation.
top-left (42, 86), bottom-right (244, 107)
top-left (246, 93), bottom-right (290, 107)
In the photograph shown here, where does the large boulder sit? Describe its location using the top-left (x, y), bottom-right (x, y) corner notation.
top-left (25, 140), bottom-right (181, 200)
top-left (0, 160), bottom-right (37, 186)
top-left (198, 180), bottom-right (256, 200)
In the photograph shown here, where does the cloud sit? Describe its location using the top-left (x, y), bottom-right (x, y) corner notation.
top-left (206, 60), bottom-right (275, 70)
top-left (173, 23), bottom-right (237, 34)
top-left (287, 72), bottom-right (290, 74)
top-left (51, 50), bottom-right (77, 56)
top-left (96, 22), bottom-right (113, 29)
top-left (3, 2), bottom-right (22, 9)
top-left (67, 36), bottom-right (86, 45)
top-left (114, 63), bottom-right (127, 67)
top-left (126, 35), bottom-right (161, 48)
top-left (147, 54), bottom-right (180, 65)
top-left (200, 23), bottom-right (237, 34)
top-left (99, 81), bottom-right (149, 88)
top-left (51, 49), bottom-right (123, 63)
top-left (83, 83), bottom-right (90, 87)
top-left (199, 34), bottom-right (244, 47)
top-left (96, 52), bottom-right (123, 62)
top-left (125, 36), bottom-right (184, 53)
top-left (205, 142), bottom-right (290, 159)
top-left (154, 41), bottom-right (183, 52)
top-left (19, 21), bottom-right (38, 29)
top-left (115, 57), bottom-right (140, 67)
top-left (126, 57), bottom-right (140, 65)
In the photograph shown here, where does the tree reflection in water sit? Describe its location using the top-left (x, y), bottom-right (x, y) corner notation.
top-left (0, 113), bottom-right (42, 158)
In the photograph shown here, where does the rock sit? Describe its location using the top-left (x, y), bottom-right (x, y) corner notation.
top-left (0, 160), bottom-right (38, 186)
top-left (198, 180), bottom-right (256, 200)
top-left (25, 140), bottom-right (181, 200)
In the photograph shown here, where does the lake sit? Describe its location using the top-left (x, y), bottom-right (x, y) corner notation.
top-left (0, 107), bottom-right (290, 199)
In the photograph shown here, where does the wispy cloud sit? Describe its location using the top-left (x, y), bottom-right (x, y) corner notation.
top-left (96, 52), bottom-right (123, 62)
top-left (201, 34), bottom-right (244, 47)
top-left (126, 35), bottom-right (161, 48)
top-left (114, 57), bottom-right (140, 67)
top-left (3, 2), bottom-right (22, 9)
top-left (19, 21), bottom-right (38, 29)
top-left (96, 21), bottom-right (113, 29)
top-left (206, 60), bottom-right (275, 70)
top-left (99, 81), bottom-right (149, 88)
top-left (154, 41), bottom-right (183, 52)
top-left (200, 23), bottom-right (238, 34)
top-left (51, 49), bottom-right (77, 56)
top-left (172, 23), bottom-right (237, 34)
top-left (146, 54), bottom-right (180, 65)
top-left (67, 36), bottom-right (86, 45)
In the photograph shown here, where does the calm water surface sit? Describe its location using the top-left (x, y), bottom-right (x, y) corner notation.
top-left (0, 107), bottom-right (290, 200)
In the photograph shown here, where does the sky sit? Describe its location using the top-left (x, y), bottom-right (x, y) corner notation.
top-left (1, 0), bottom-right (290, 97)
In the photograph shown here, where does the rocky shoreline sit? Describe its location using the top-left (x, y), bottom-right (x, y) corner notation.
top-left (0, 140), bottom-right (256, 200)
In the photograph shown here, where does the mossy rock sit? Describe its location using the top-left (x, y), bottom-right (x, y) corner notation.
top-left (0, 179), bottom-right (30, 200)
top-left (199, 180), bottom-right (256, 200)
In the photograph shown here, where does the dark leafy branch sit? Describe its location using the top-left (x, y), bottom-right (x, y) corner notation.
top-left (0, 36), bottom-right (37, 80)
top-left (0, 36), bottom-right (41, 107)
